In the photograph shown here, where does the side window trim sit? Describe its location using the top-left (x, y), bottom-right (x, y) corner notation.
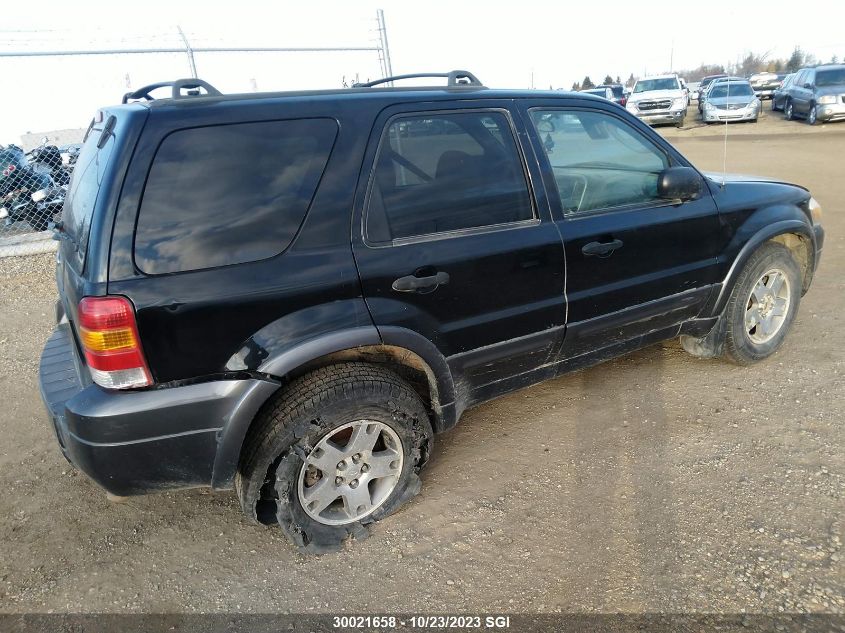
top-left (362, 107), bottom-right (538, 248)
top-left (527, 105), bottom-right (679, 220)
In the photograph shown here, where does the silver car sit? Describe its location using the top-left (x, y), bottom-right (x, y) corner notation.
top-left (702, 80), bottom-right (761, 123)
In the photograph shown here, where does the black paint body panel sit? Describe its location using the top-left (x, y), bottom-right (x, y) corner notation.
top-left (38, 87), bottom-right (823, 495)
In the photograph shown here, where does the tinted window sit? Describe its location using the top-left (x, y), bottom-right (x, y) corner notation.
top-left (530, 109), bottom-right (669, 215)
top-left (135, 119), bottom-right (337, 274)
top-left (366, 111), bottom-right (533, 243)
top-left (62, 125), bottom-right (115, 270)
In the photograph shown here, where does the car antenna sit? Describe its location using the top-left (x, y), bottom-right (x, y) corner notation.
top-left (721, 78), bottom-right (730, 187)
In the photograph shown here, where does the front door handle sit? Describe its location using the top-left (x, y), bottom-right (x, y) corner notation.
top-left (392, 271), bottom-right (450, 293)
top-left (582, 239), bottom-right (624, 257)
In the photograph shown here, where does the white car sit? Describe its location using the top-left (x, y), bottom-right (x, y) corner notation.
top-left (625, 74), bottom-right (688, 127)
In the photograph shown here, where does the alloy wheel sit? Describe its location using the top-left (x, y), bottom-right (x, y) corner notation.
top-left (744, 268), bottom-right (791, 345)
top-left (297, 420), bottom-right (404, 526)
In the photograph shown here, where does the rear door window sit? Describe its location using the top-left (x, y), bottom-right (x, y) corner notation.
top-left (134, 118), bottom-right (337, 274)
top-left (366, 111), bottom-right (534, 243)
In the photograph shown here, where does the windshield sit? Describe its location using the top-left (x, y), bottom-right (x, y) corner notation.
top-left (582, 89), bottom-right (606, 97)
top-left (634, 78), bottom-right (679, 93)
top-left (816, 69), bottom-right (845, 87)
top-left (709, 83), bottom-right (753, 98)
top-left (701, 76), bottom-right (724, 88)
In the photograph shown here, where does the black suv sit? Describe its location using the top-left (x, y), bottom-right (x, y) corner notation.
top-left (39, 71), bottom-right (824, 551)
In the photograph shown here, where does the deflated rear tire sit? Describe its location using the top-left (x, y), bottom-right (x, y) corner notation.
top-left (235, 363), bottom-right (433, 553)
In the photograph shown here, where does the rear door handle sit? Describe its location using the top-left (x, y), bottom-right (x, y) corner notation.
top-left (582, 239), bottom-right (623, 257)
top-left (392, 271), bottom-right (450, 292)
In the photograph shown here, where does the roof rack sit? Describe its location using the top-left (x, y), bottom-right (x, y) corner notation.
top-left (352, 70), bottom-right (483, 89)
top-left (122, 78), bottom-right (222, 104)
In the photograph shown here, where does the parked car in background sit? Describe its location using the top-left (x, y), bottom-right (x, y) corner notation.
top-left (699, 76), bottom-right (744, 114)
top-left (37, 71), bottom-right (824, 552)
top-left (687, 81), bottom-right (701, 101)
top-left (596, 83), bottom-right (627, 106)
top-left (701, 79), bottom-right (760, 123)
top-left (625, 74), bottom-right (688, 127)
top-left (783, 64), bottom-right (845, 125)
top-left (749, 72), bottom-right (782, 100)
top-left (697, 74), bottom-right (729, 112)
top-left (580, 87), bottom-right (614, 100)
top-left (772, 73), bottom-right (795, 112)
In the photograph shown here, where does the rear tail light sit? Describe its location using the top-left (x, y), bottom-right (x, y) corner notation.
top-left (77, 296), bottom-right (152, 389)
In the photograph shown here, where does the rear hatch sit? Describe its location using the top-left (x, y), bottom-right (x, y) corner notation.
top-left (56, 105), bottom-right (149, 357)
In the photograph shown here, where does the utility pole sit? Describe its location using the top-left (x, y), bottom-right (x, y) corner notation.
top-left (669, 40), bottom-right (674, 72)
top-left (177, 25), bottom-right (198, 78)
top-left (376, 10), bottom-right (394, 81)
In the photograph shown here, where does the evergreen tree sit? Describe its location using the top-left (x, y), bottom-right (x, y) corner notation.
top-left (603, 75), bottom-right (614, 85)
top-left (571, 81), bottom-right (581, 91)
top-left (786, 47), bottom-right (804, 72)
top-left (581, 76), bottom-right (595, 89)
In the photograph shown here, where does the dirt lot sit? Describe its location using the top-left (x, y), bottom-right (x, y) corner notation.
top-left (0, 106), bottom-right (842, 615)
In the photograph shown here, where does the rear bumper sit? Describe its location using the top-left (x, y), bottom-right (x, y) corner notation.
top-left (39, 324), bottom-right (274, 496)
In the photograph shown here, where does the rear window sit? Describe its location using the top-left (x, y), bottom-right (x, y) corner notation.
top-left (134, 118), bottom-right (337, 275)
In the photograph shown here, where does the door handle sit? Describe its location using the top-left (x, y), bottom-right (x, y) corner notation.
top-left (582, 239), bottom-right (623, 257)
top-left (392, 271), bottom-right (450, 292)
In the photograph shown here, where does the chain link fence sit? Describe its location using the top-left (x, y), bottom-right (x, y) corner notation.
top-left (0, 141), bottom-right (72, 257)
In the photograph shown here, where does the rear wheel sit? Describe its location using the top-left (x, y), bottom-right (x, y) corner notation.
top-left (236, 363), bottom-right (433, 552)
top-left (784, 100), bottom-right (795, 121)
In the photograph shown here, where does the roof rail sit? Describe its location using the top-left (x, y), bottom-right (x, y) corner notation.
top-left (352, 70), bottom-right (483, 89)
top-left (122, 78), bottom-right (222, 104)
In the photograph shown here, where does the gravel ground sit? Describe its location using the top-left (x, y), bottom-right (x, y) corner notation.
top-left (0, 109), bottom-right (842, 616)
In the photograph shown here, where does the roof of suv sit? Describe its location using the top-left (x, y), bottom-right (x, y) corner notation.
top-left (125, 87), bottom-right (611, 117)
top-left (119, 71), bottom-right (608, 111)
top-left (636, 74), bottom-right (678, 81)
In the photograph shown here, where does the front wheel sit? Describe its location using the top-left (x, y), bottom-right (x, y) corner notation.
top-left (808, 104), bottom-right (818, 125)
top-left (722, 242), bottom-right (801, 365)
top-left (236, 363), bottom-right (433, 552)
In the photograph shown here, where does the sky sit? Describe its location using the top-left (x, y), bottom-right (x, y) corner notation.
top-left (1, 0), bottom-right (843, 143)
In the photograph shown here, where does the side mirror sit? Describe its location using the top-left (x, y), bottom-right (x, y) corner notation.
top-left (803, 83), bottom-right (812, 89)
top-left (657, 167), bottom-right (702, 202)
